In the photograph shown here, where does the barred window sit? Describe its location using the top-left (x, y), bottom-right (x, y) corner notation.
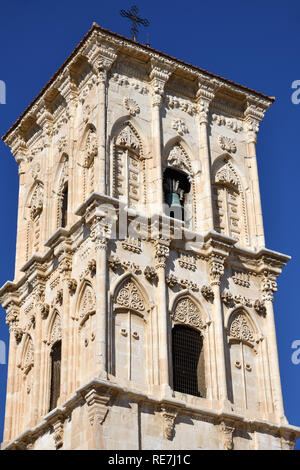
top-left (49, 340), bottom-right (61, 411)
top-left (172, 325), bottom-right (205, 397)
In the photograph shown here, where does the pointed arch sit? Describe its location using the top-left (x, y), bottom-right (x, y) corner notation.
top-left (75, 280), bottom-right (96, 328)
top-left (170, 290), bottom-right (210, 330)
top-left (162, 139), bottom-right (196, 229)
top-left (18, 333), bottom-right (34, 375)
top-left (112, 273), bottom-right (149, 316)
top-left (45, 309), bottom-right (62, 347)
top-left (76, 124), bottom-right (98, 201)
top-left (110, 119), bottom-right (146, 208)
top-left (53, 153), bottom-right (69, 229)
top-left (212, 155), bottom-right (250, 246)
top-left (24, 180), bottom-right (44, 261)
top-left (110, 274), bottom-right (150, 385)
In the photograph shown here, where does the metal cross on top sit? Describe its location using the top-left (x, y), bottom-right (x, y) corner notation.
top-left (120, 5), bottom-right (150, 41)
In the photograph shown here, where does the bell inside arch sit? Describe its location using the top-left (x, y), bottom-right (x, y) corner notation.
top-left (163, 168), bottom-right (191, 221)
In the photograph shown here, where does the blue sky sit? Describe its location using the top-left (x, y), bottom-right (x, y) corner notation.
top-left (0, 0), bottom-right (299, 448)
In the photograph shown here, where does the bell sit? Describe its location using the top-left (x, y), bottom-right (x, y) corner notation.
top-left (169, 191), bottom-right (182, 209)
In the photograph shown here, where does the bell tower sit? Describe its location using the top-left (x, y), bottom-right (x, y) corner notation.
top-left (1, 24), bottom-right (299, 450)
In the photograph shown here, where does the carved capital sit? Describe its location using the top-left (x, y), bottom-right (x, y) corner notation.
top-left (220, 421), bottom-right (235, 450)
top-left (150, 58), bottom-right (173, 108)
top-left (52, 416), bottom-right (65, 449)
top-left (85, 388), bottom-right (110, 427)
top-left (144, 266), bottom-right (158, 283)
top-left (161, 406), bottom-right (177, 440)
top-left (154, 241), bottom-right (170, 269)
top-left (67, 279), bottom-right (77, 295)
top-left (261, 271), bottom-right (277, 302)
top-left (209, 256), bottom-right (225, 286)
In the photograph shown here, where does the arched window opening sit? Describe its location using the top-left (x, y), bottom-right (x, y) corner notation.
top-left (61, 183), bottom-right (68, 228)
top-left (172, 325), bottom-right (205, 397)
top-left (49, 340), bottom-right (61, 411)
top-left (163, 168), bottom-right (190, 221)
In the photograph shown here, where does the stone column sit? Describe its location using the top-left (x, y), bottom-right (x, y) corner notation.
top-left (154, 240), bottom-right (171, 395)
top-left (209, 255), bottom-right (229, 407)
top-left (261, 272), bottom-right (286, 423)
top-left (92, 48), bottom-right (117, 195)
top-left (58, 248), bottom-right (73, 403)
top-left (196, 77), bottom-right (218, 233)
top-left (150, 60), bottom-right (173, 215)
top-left (244, 100), bottom-right (271, 249)
top-left (90, 215), bottom-right (111, 379)
top-left (3, 309), bottom-right (20, 444)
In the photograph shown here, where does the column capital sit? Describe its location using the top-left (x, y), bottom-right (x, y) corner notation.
top-left (261, 270), bottom-right (278, 302)
top-left (219, 420), bottom-right (235, 450)
top-left (244, 97), bottom-right (270, 144)
top-left (196, 75), bottom-right (219, 124)
top-left (150, 58), bottom-right (173, 108)
top-left (209, 254), bottom-right (225, 286)
top-left (154, 239), bottom-right (170, 269)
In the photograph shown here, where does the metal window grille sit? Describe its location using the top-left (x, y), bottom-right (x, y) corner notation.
top-left (172, 325), bottom-right (202, 397)
top-left (49, 340), bottom-right (61, 411)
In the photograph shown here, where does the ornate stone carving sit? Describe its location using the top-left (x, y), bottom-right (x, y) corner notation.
top-left (165, 95), bottom-right (197, 116)
top-left (108, 256), bottom-right (122, 272)
top-left (79, 286), bottom-right (96, 323)
top-left (144, 266), bottom-right (158, 283)
top-left (261, 272), bottom-right (277, 302)
top-left (29, 183), bottom-right (44, 220)
top-left (172, 118), bottom-right (188, 136)
top-left (218, 136), bottom-right (236, 153)
top-left (122, 237), bottom-right (142, 254)
top-left (123, 97), bottom-right (140, 116)
top-left (115, 124), bottom-right (140, 153)
top-left (67, 279), bottom-right (77, 295)
top-left (121, 261), bottom-right (142, 275)
top-left (201, 285), bottom-right (214, 302)
top-left (172, 297), bottom-right (203, 330)
top-left (115, 280), bottom-right (145, 311)
top-left (215, 162), bottom-right (239, 190)
top-left (212, 113), bottom-right (243, 133)
top-left (254, 299), bottom-right (266, 316)
top-left (88, 259), bottom-right (96, 276)
top-left (55, 289), bottom-right (63, 306)
top-left (85, 389), bottom-right (110, 427)
top-left (52, 416), bottom-right (64, 450)
top-left (209, 256), bottom-right (225, 286)
top-left (154, 242), bottom-right (169, 269)
top-left (161, 406), bottom-right (177, 440)
top-left (232, 269), bottom-right (250, 288)
top-left (38, 303), bottom-right (49, 319)
top-left (178, 253), bottom-right (197, 271)
top-left (229, 313), bottom-right (254, 344)
top-left (221, 290), bottom-right (234, 307)
top-left (167, 145), bottom-right (191, 174)
top-left (220, 421), bottom-right (235, 450)
top-left (50, 313), bottom-right (62, 346)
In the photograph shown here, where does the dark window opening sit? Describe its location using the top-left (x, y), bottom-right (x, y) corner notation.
top-left (163, 168), bottom-right (190, 221)
top-left (49, 340), bottom-right (61, 411)
top-left (61, 183), bottom-right (68, 228)
top-left (172, 325), bottom-right (204, 397)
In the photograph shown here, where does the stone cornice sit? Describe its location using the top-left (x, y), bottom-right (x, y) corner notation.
top-left (2, 24), bottom-right (274, 147)
top-left (2, 377), bottom-right (299, 450)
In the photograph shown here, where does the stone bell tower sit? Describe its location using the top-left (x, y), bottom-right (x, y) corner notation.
top-left (1, 24), bottom-right (299, 450)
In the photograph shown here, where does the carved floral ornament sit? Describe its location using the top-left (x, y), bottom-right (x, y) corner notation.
top-left (167, 144), bottom-right (191, 175)
top-left (79, 285), bottom-right (96, 326)
top-left (123, 97), bottom-right (140, 116)
top-left (115, 280), bottom-right (145, 312)
top-left (228, 312), bottom-right (255, 346)
top-left (218, 135), bottom-right (236, 153)
top-left (115, 124), bottom-right (140, 154)
top-left (29, 183), bottom-right (44, 221)
top-left (214, 161), bottom-right (239, 191)
top-left (172, 119), bottom-right (188, 136)
top-left (161, 406), bottom-right (177, 440)
top-left (172, 297), bottom-right (204, 330)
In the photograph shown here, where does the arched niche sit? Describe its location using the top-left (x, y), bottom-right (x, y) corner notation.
top-left (226, 308), bottom-right (261, 413)
top-left (77, 124), bottom-right (98, 200)
top-left (212, 156), bottom-right (250, 246)
top-left (163, 140), bottom-right (196, 229)
top-left (53, 153), bottom-right (69, 229)
top-left (110, 275), bottom-right (149, 386)
top-left (110, 120), bottom-right (146, 209)
top-left (170, 294), bottom-right (208, 398)
top-left (24, 180), bottom-right (44, 260)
